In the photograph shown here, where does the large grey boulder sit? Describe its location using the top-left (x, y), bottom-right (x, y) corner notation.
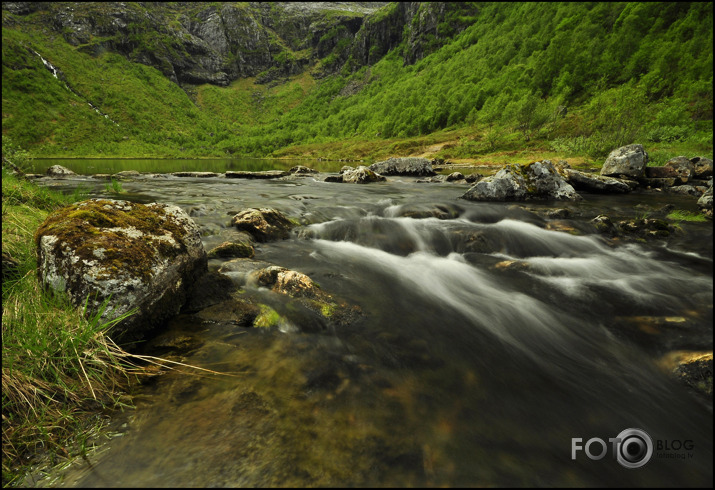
top-left (34, 199), bottom-right (207, 342)
top-left (461, 161), bottom-right (582, 202)
top-left (600, 144), bottom-right (648, 178)
top-left (369, 157), bottom-right (436, 176)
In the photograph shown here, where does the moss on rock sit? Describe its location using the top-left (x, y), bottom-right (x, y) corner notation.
top-left (34, 199), bottom-right (207, 342)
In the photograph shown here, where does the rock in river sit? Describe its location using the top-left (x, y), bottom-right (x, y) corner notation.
top-left (34, 199), bottom-right (207, 342)
top-left (231, 207), bottom-right (295, 242)
top-left (369, 157), bottom-right (437, 176)
top-left (461, 161), bottom-right (582, 202)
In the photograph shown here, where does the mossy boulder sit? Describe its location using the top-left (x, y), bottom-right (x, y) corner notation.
top-left (34, 199), bottom-right (207, 342)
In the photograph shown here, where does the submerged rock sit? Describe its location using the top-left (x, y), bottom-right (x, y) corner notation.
top-left (247, 265), bottom-right (361, 328)
top-left (369, 157), bottom-right (436, 176)
top-left (600, 144), bottom-right (648, 178)
top-left (171, 171), bottom-right (220, 178)
top-left (34, 199), bottom-right (207, 342)
top-left (195, 297), bottom-right (261, 327)
top-left (592, 213), bottom-right (677, 239)
top-left (461, 161), bottom-right (581, 202)
top-left (230, 208), bottom-right (295, 242)
top-left (182, 271), bottom-right (237, 313)
top-left (659, 351), bottom-right (713, 400)
top-left (207, 240), bottom-right (255, 259)
top-left (225, 170), bottom-right (289, 179)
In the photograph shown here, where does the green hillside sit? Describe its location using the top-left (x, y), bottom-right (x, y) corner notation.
top-left (2, 2), bottom-right (713, 163)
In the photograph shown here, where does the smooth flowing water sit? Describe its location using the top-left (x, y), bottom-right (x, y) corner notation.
top-left (29, 161), bottom-right (712, 487)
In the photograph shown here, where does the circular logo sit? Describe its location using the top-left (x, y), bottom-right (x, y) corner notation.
top-left (616, 428), bottom-right (653, 469)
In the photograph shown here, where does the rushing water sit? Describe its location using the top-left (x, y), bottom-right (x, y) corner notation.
top-left (29, 161), bottom-right (713, 487)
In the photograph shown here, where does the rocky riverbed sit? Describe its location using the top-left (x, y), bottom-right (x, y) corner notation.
top-left (11, 150), bottom-right (714, 487)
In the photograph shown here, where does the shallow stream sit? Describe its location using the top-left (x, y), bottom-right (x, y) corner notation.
top-left (30, 159), bottom-right (713, 487)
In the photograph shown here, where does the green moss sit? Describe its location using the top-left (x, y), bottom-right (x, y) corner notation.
top-left (34, 199), bottom-right (190, 282)
top-left (253, 304), bottom-right (282, 328)
top-left (666, 210), bottom-right (708, 222)
top-left (319, 302), bottom-right (336, 318)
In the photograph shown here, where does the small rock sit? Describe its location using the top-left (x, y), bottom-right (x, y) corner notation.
top-left (207, 241), bottom-right (254, 259)
top-left (289, 165), bottom-right (318, 174)
top-left (230, 208), bottom-right (294, 242)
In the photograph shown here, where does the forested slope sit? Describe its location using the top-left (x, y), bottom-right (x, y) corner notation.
top-left (2, 2), bottom-right (712, 161)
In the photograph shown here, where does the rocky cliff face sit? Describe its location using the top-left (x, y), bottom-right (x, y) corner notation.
top-left (2, 2), bottom-right (479, 87)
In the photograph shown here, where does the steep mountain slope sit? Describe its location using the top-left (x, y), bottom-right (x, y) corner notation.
top-left (1, 2), bottom-right (712, 160)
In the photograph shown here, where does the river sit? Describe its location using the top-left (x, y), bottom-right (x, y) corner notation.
top-left (28, 159), bottom-right (713, 487)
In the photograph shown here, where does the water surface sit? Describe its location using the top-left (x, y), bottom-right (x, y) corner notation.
top-left (30, 161), bottom-right (713, 487)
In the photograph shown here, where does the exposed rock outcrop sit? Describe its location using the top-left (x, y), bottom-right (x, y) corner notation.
top-left (34, 199), bottom-right (207, 342)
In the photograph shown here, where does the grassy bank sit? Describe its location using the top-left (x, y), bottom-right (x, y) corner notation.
top-left (1, 166), bottom-right (138, 486)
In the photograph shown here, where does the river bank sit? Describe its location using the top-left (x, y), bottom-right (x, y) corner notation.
top-left (1, 169), bottom-right (144, 486)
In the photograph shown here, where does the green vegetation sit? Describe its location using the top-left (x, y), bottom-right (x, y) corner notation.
top-left (105, 178), bottom-right (124, 194)
top-left (1, 2), bottom-right (712, 165)
top-left (666, 209), bottom-right (709, 222)
top-left (254, 305), bottom-right (282, 328)
top-left (1, 163), bottom-right (139, 486)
